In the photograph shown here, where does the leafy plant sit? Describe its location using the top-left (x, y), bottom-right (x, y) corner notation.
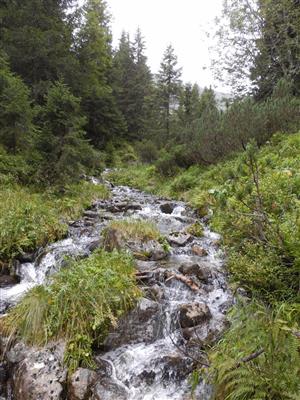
top-left (209, 300), bottom-right (300, 400)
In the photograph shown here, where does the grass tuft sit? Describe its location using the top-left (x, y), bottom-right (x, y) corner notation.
top-left (1, 249), bottom-right (140, 372)
top-left (104, 218), bottom-right (162, 242)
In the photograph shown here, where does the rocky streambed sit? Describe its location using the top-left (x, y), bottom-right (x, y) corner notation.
top-left (0, 180), bottom-right (232, 400)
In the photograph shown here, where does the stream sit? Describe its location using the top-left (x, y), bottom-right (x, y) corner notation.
top-left (0, 180), bottom-right (232, 400)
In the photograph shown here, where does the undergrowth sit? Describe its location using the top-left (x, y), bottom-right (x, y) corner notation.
top-left (0, 181), bottom-right (109, 266)
top-left (1, 249), bottom-right (141, 372)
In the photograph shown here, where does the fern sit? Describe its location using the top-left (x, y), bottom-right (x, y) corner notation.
top-left (208, 299), bottom-right (300, 400)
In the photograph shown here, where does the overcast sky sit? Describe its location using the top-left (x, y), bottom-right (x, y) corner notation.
top-left (106, 0), bottom-right (224, 90)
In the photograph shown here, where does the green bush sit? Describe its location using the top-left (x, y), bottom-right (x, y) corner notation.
top-left (2, 249), bottom-right (141, 372)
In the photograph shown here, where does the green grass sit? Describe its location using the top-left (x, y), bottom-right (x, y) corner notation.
top-left (104, 218), bottom-right (162, 242)
top-left (1, 249), bottom-right (141, 372)
top-left (0, 181), bottom-right (109, 265)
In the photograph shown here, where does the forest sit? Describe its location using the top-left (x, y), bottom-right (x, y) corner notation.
top-left (0, 0), bottom-right (300, 399)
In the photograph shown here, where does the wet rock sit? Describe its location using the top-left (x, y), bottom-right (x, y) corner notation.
top-left (134, 260), bottom-right (157, 273)
top-left (91, 379), bottom-right (128, 400)
top-left (0, 362), bottom-right (8, 384)
top-left (17, 252), bottom-right (35, 263)
top-left (159, 355), bottom-right (194, 382)
top-left (179, 262), bottom-right (211, 283)
top-left (136, 370), bottom-right (156, 385)
top-left (167, 233), bottom-right (193, 247)
top-left (83, 210), bottom-right (99, 219)
top-left (191, 245), bottom-right (208, 257)
top-left (0, 275), bottom-right (19, 288)
top-left (6, 342), bottom-right (27, 364)
top-left (94, 358), bottom-right (113, 379)
top-left (179, 303), bottom-right (212, 328)
top-left (125, 203), bottom-right (142, 211)
top-left (10, 341), bottom-right (67, 400)
top-left (104, 298), bottom-right (161, 348)
top-left (146, 285), bottom-right (164, 301)
top-left (160, 203), bottom-right (176, 214)
top-left (69, 368), bottom-right (97, 400)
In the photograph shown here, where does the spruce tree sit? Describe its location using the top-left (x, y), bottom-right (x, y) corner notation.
top-left (131, 28), bottom-right (153, 138)
top-left (0, 52), bottom-right (35, 154)
top-left (38, 81), bottom-right (92, 184)
top-left (0, 0), bottom-right (77, 101)
top-left (157, 45), bottom-right (182, 139)
top-left (76, 0), bottom-right (126, 147)
top-left (112, 31), bottom-right (136, 136)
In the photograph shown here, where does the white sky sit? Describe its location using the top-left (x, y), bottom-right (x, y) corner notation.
top-left (107, 0), bottom-right (224, 90)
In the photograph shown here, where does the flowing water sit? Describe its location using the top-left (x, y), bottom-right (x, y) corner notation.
top-left (0, 180), bottom-right (232, 400)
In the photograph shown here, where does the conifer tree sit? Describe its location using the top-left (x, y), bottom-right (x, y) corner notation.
top-left (157, 45), bottom-right (182, 138)
top-left (38, 81), bottom-right (93, 183)
top-left (76, 0), bottom-right (126, 147)
top-left (0, 52), bottom-right (35, 154)
top-left (0, 0), bottom-right (77, 101)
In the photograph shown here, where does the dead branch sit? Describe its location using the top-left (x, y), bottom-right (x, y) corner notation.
top-left (165, 272), bottom-right (201, 292)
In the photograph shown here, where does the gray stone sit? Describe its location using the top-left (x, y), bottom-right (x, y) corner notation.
top-left (179, 262), bottom-right (212, 283)
top-left (69, 368), bottom-right (97, 400)
top-left (91, 379), bottom-right (128, 400)
top-left (10, 341), bottom-right (67, 400)
top-left (179, 303), bottom-right (211, 328)
top-left (104, 298), bottom-right (161, 348)
top-left (167, 233), bottom-right (192, 247)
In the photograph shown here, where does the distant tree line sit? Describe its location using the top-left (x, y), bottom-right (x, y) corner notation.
top-left (0, 0), bottom-right (299, 184)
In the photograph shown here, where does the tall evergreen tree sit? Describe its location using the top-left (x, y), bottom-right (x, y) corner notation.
top-left (112, 31), bottom-right (135, 136)
top-left (0, 52), bottom-right (35, 154)
top-left (157, 45), bottom-right (182, 138)
top-left (112, 29), bottom-right (152, 139)
top-left (0, 0), bottom-right (77, 101)
top-left (76, 0), bottom-right (126, 147)
top-left (131, 28), bottom-right (153, 137)
top-left (38, 81), bottom-right (93, 184)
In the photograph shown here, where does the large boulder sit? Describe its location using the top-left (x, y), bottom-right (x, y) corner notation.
top-left (179, 303), bottom-right (211, 328)
top-left (103, 298), bottom-right (161, 348)
top-left (7, 341), bottom-right (67, 400)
